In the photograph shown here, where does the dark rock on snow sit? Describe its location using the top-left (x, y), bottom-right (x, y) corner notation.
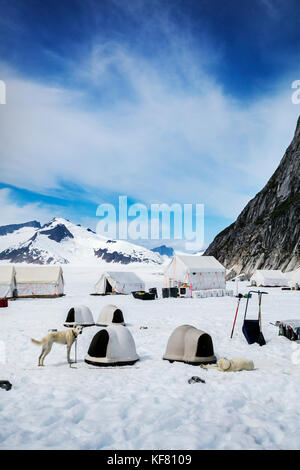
top-left (0, 221), bottom-right (41, 237)
top-left (94, 248), bottom-right (149, 264)
top-left (40, 224), bottom-right (74, 242)
top-left (0, 381), bottom-right (12, 391)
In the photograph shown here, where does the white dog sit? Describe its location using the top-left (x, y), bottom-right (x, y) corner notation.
top-left (31, 325), bottom-right (83, 366)
top-left (200, 357), bottom-right (254, 372)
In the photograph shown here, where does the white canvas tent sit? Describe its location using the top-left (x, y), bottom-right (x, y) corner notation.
top-left (164, 255), bottom-right (226, 292)
top-left (94, 271), bottom-right (145, 295)
top-left (85, 325), bottom-right (139, 366)
top-left (0, 266), bottom-right (16, 298)
top-left (15, 266), bottom-right (64, 297)
top-left (285, 268), bottom-right (300, 289)
top-left (250, 269), bottom-right (289, 287)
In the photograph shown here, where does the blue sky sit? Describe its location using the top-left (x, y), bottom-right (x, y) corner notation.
top-left (0, 0), bottom-right (300, 249)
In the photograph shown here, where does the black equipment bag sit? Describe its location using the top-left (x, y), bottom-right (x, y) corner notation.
top-left (132, 291), bottom-right (156, 300)
top-left (162, 288), bottom-right (170, 298)
top-left (149, 287), bottom-right (158, 298)
top-left (169, 287), bottom-right (179, 298)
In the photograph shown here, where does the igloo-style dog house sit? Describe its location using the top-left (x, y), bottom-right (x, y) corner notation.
top-left (85, 325), bottom-right (139, 366)
top-left (163, 325), bottom-right (216, 365)
top-left (64, 305), bottom-right (95, 327)
top-left (96, 304), bottom-right (125, 326)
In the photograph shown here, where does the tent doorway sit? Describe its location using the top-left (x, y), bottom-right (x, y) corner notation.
top-left (105, 280), bottom-right (113, 294)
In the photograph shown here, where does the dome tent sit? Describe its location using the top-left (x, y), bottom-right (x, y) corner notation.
top-left (64, 305), bottom-right (95, 327)
top-left (163, 325), bottom-right (216, 365)
top-left (96, 304), bottom-right (125, 326)
top-left (85, 325), bottom-right (139, 366)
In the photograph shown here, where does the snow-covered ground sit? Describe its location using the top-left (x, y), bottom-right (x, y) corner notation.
top-left (1, 264), bottom-right (300, 450)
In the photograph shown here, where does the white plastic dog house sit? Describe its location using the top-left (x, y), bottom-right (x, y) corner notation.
top-left (15, 266), bottom-right (64, 297)
top-left (250, 269), bottom-right (289, 287)
top-left (85, 325), bottom-right (139, 366)
top-left (164, 255), bottom-right (226, 293)
top-left (64, 305), bottom-right (95, 327)
top-left (0, 265), bottom-right (16, 298)
top-left (96, 304), bottom-right (125, 326)
top-left (93, 271), bottom-right (145, 295)
top-left (163, 325), bottom-right (217, 365)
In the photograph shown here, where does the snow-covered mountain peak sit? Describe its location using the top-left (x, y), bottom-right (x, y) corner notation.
top-left (0, 217), bottom-right (163, 266)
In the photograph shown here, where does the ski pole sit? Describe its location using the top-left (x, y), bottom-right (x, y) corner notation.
top-left (230, 293), bottom-right (243, 338)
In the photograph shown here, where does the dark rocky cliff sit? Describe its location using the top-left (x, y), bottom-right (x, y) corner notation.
top-left (204, 116), bottom-right (300, 278)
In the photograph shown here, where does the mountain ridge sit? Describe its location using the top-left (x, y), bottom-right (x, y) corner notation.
top-left (0, 221), bottom-right (41, 237)
top-left (0, 217), bottom-right (163, 265)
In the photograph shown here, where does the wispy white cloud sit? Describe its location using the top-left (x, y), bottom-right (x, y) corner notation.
top-left (0, 32), bottom-right (299, 222)
top-left (0, 188), bottom-right (55, 225)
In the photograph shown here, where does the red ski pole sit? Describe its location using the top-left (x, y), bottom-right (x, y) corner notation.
top-left (230, 293), bottom-right (243, 338)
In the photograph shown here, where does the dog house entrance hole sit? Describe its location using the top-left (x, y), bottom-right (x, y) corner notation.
top-left (65, 308), bottom-right (75, 323)
top-left (88, 330), bottom-right (109, 358)
top-left (196, 333), bottom-right (214, 357)
top-left (113, 309), bottom-right (124, 323)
